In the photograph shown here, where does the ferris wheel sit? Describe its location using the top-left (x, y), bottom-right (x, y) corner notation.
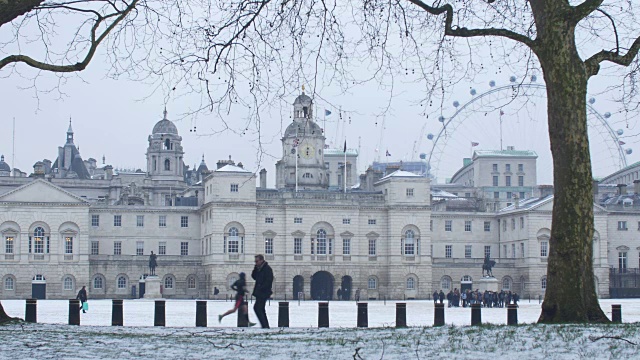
top-left (425, 76), bottom-right (632, 184)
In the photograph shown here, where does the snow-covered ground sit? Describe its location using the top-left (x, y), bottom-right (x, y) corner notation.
top-left (1, 299), bottom-right (639, 359)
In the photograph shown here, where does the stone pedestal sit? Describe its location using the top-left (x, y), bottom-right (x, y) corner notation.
top-left (144, 276), bottom-right (162, 299)
top-left (476, 277), bottom-right (499, 293)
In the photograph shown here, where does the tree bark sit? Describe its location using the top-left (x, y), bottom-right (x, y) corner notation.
top-left (0, 301), bottom-right (17, 324)
top-left (0, 0), bottom-right (45, 27)
top-left (534, 3), bottom-right (608, 323)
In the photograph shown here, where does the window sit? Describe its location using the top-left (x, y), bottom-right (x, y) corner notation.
top-left (502, 278), bottom-right (511, 291)
top-left (230, 184), bottom-right (239, 192)
top-left (91, 215), bottom-right (100, 227)
top-left (265, 217), bottom-right (274, 224)
top-left (302, 173), bottom-right (313, 178)
top-left (5, 236), bottom-right (13, 254)
top-left (521, 243), bottom-right (525, 258)
top-left (492, 164), bottom-right (498, 172)
top-left (406, 277), bottom-right (415, 290)
top-left (445, 220), bottom-right (452, 232)
top-left (540, 241), bottom-right (548, 257)
top-left (464, 221), bottom-right (472, 232)
top-left (507, 191), bottom-right (512, 199)
top-left (164, 158), bottom-right (171, 171)
top-left (117, 276), bottom-right (127, 289)
top-left (114, 215), bottom-right (122, 227)
top-left (465, 245), bottom-right (472, 258)
top-left (93, 276), bottom-right (103, 289)
top-left (368, 277), bottom-right (377, 290)
top-left (518, 164), bottom-right (524, 172)
top-left (541, 276), bottom-right (547, 290)
top-left (159, 215), bottom-right (167, 227)
top-left (294, 238), bottom-right (302, 255)
top-left (227, 227), bottom-right (240, 253)
top-left (503, 245), bottom-right (507, 258)
top-left (619, 252), bottom-right (628, 270)
top-left (430, 220), bottom-right (433, 231)
top-left (502, 220), bottom-right (507, 231)
top-left (181, 242), bottom-right (189, 256)
top-left (618, 221), bottom-right (628, 230)
top-left (506, 164), bottom-right (511, 172)
top-left (164, 277), bottom-right (174, 289)
top-left (406, 188), bottom-right (414, 197)
top-left (343, 238), bottom-right (351, 255)
top-left (113, 241), bottom-right (122, 255)
top-left (441, 276), bottom-right (451, 290)
top-left (484, 221), bottom-right (491, 232)
top-left (519, 192), bottom-right (525, 199)
top-left (512, 244), bottom-right (516, 258)
top-left (506, 176), bottom-right (511, 186)
top-left (518, 176), bottom-right (524, 187)
top-left (343, 218), bottom-right (351, 225)
top-left (63, 277), bottom-right (73, 291)
top-left (493, 176), bottom-right (499, 186)
top-left (4, 277), bottom-right (14, 291)
top-left (494, 192), bottom-right (499, 199)
top-left (316, 229), bottom-right (327, 255)
top-left (520, 217), bottom-right (524, 229)
top-left (368, 238), bottom-right (377, 256)
top-left (159, 242), bottom-right (167, 255)
top-left (188, 276), bottom-right (197, 289)
top-left (32, 227), bottom-right (45, 254)
top-left (135, 215), bottom-right (144, 227)
top-left (368, 219), bottom-right (377, 225)
top-left (264, 238), bottom-right (273, 254)
top-left (404, 230), bottom-right (415, 255)
top-left (484, 245), bottom-right (491, 258)
top-left (91, 241), bottom-right (99, 255)
top-left (445, 245), bottom-right (452, 258)
top-left (181, 216), bottom-right (189, 228)
top-left (511, 218), bottom-right (516, 230)
top-left (136, 241), bottom-right (144, 256)
top-left (294, 217), bottom-right (303, 224)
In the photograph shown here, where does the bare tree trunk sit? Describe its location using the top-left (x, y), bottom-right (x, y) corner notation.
top-left (536, 30), bottom-right (608, 322)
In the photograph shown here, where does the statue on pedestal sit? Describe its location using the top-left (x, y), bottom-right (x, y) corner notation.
top-left (482, 254), bottom-right (496, 277)
top-left (149, 251), bottom-right (158, 276)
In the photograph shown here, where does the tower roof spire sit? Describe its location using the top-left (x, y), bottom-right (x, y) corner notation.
top-left (67, 117), bottom-right (73, 134)
top-left (163, 106), bottom-right (168, 120)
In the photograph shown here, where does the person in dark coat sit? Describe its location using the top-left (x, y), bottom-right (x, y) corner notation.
top-left (438, 290), bottom-right (445, 304)
top-left (251, 254), bottom-right (273, 328)
top-left (219, 273), bottom-right (255, 326)
top-left (76, 286), bottom-right (88, 313)
top-left (337, 287), bottom-right (343, 301)
top-left (432, 291), bottom-right (438, 304)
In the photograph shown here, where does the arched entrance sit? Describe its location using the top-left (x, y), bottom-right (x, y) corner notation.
top-left (460, 275), bottom-right (473, 292)
top-left (310, 271), bottom-right (334, 300)
top-left (341, 276), bottom-right (352, 300)
top-left (293, 275), bottom-right (304, 300)
top-left (32, 275), bottom-right (46, 299)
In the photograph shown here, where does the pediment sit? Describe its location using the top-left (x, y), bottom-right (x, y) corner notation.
top-left (60, 228), bottom-right (78, 235)
top-left (0, 179), bottom-right (88, 204)
top-left (537, 234), bottom-right (550, 241)
top-left (263, 230), bottom-right (277, 237)
top-left (340, 231), bottom-right (355, 238)
top-left (366, 231), bottom-right (380, 239)
top-left (1, 227), bottom-right (19, 234)
top-left (291, 230), bottom-right (306, 237)
top-left (616, 245), bottom-right (630, 251)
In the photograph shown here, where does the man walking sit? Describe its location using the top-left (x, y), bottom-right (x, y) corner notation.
top-left (76, 286), bottom-right (88, 313)
top-left (251, 254), bottom-right (273, 328)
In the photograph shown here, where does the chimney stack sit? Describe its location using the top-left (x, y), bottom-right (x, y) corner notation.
top-left (259, 168), bottom-right (267, 189)
top-left (617, 183), bottom-right (628, 195)
top-left (105, 165), bottom-right (113, 180)
top-left (634, 180), bottom-right (640, 195)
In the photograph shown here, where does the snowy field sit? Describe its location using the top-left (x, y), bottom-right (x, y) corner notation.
top-left (1, 299), bottom-right (639, 359)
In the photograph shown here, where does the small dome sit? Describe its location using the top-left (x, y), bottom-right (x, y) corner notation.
top-left (153, 119), bottom-right (178, 135)
top-left (284, 119), bottom-right (323, 137)
top-left (0, 155), bottom-right (10, 172)
top-left (293, 93), bottom-right (312, 106)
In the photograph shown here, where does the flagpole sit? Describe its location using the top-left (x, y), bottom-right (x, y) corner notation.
top-left (344, 140), bottom-right (347, 194)
top-left (295, 152), bottom-right (298, 192)
top-left (499, 109), bottom-right (503, 151)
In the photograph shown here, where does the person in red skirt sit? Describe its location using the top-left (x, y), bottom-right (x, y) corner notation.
top-left (218, 272), bottom-right (255, 326)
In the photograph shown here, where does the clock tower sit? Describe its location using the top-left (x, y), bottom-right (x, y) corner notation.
top-left (275, 91), bottom-right (329, 190)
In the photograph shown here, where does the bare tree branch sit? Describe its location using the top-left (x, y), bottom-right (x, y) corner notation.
top-left (586, 35), bottom-right (640, 76)
top-left (572, 0), bottom-right (604, 22)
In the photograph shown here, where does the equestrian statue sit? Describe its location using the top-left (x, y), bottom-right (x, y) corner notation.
top-left (482, 254), bottom-right (496, 277)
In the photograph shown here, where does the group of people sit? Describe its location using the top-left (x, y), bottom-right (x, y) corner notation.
top-left (433, 289), bottom-right (520, 308)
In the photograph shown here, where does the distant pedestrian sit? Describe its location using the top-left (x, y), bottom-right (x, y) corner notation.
top-left (438, 290), bottom-right (445, 304)
top-left (76, 286), bottom-right (88, 314)
top-left (252, 254), bottom-right (273, 328)
top-left (355, 289), bottom-right (361, 301)
top-left (432, 291), bottom-right (438, 304)
top-left (218, 273), bottom-right (255, 326)
top-left (337, 287), bottom-right (343, 301)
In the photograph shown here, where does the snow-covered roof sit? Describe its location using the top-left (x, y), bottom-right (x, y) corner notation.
top-left (215, 164), bottom-right (251, 173)
top-left (431, 188), bottom-right (458, 198)
top-left (324, 149), bottom-right (359, 156)
top-left (473, 150), bottom-right (538, 158)
top-left (498, 195), bottom-right (552, 212)
top-left (379, 170), bottom-right (421, 181)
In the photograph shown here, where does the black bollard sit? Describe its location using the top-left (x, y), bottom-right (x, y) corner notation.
top-left (507, 304), bottom-right (518, 325)
top-left (471, 304), bottom-right (482, 326)
top-left (434, 303), bottom-right (445, 326)
top-left (111, 299), bottom-right (123, 326)
top-left (612, 304), bottom-right (622, 323)
top-left (154, 300), bottom-right (165, 327)
top-left (196, 300), bottom-right (207, 327)
top-left (237, 300), bottom-right (249, 327)
top-left (318, 302), bottom-right (329, 328)
top-left (278, 302), bottom-right (290, 327)
top-left (357, 303), bottom-right (368, 328)
top-left (396, 303), bottom-right (407, 328)
top-left (68, 299), bottom-right (80, 326)
top-left (25, 299), bottom-right (37, 323)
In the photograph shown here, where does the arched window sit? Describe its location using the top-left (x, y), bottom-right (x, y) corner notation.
top-left (164, 138), bottom-right (171, 150)
top-left (164, 159), bottom-right (171, 171)
top-left (117, 276), bottom-right (127, 289)
top-left (227, 227), bottom-right (239, 253)
top-left (404, 230), bottom-right (415, 255)
top-left (93, 276), bottom-right (103, 289)
top-left (4, 277), bottom-right (14, 291)
top-left (303, 173), bottom-right (313, 178)
top-left (461, 275), bottom-right (473, 282)
top-left (406, 277), bottom-right (415, 290)
top-left (63, 276), bottom-right (73, 291)
top-left (164, 276), bottom-right (174, 289)
top-left (541, 276), bottom-right (547, 290)
top-left (33, 226), bottom-right (46, 254)
top-left (187, 276), bottom-right (197, 289)
top-left (368, 277), bottom-right (377, 290)
top-left (316, 229), bottom-right (327, 255)
top-left (502, 277), bottom-right (512, 291)
top-left (440, 276), bottom-right (451, 290)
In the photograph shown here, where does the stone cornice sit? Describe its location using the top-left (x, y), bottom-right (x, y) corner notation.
top-left (0, 201), bottom-right (90, 207)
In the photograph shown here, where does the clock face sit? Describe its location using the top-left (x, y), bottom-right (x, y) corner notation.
top-left (301, 143), bottom-right (315, 159)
